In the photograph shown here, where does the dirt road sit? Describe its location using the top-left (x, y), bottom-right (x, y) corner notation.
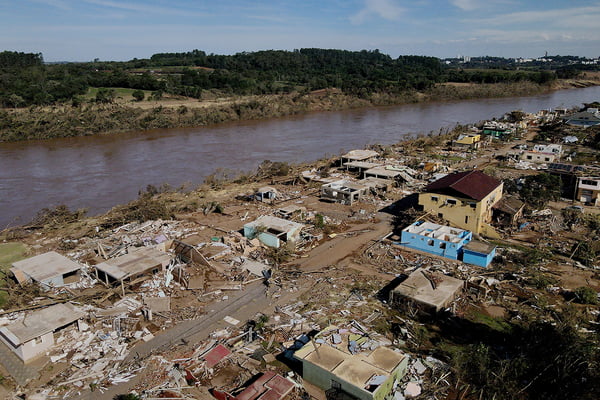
top-left (290, 213), bottom-right (393, 272)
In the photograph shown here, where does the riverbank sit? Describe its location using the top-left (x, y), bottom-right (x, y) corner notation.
top-left (1, 79), bottom-right (598, 142)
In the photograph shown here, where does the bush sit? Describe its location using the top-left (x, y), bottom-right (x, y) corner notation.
top-left (95, 88), bottom-right (116, 103)
top-left (573, 286), bottom-right (598, 305)
top-left (314, 213), bottom-right (325, 229)
top-left (132, 90), bottom-right (145, 102)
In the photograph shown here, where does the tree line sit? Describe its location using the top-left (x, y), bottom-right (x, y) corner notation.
top-left (0, 48), bottom-right (569, 107)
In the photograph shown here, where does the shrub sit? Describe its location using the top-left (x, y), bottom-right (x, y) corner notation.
top-left (132, 90), bottom-right (145, 102)
top-left (573, 286), bottom-right (598, 305)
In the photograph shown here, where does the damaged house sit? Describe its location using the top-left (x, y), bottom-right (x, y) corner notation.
top-left (321, 180), bottom-right (368, 205)
top-left (576, 177), bottom-right (600, 206)
top-left (363, 166), bottom-right (415, 186)
top-left (399, 221), bottom-right (496, 267)
top-left (389, 268), bottom-right (465, 314)
top-left (340, 149), bottom-right (379, 165)
top-left (10, 251), bottom-right (81, 289)
top-left (0, 303), bottom-right (85, 363)
top-left (418, 170), bottom-right (503, 237)
top-left (294, 326), bottom-right (408, 400)
top-left (243, 215), bottom-right (304, 249)
top-left (211, 371), bottom-right (295, 400)
top-left (94, 247), bottom-right (172, 292)
top-left (520, 144), bottom-right (562, 163)
top-left (255, 186), bottom-right (279, 203)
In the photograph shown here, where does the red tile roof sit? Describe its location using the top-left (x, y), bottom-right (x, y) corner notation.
top-left (204, 344), bottom-right (231, 368)
top-left (424, 170), bottom-right (501, 201)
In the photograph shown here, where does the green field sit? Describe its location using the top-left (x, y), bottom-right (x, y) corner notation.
top-left (0, 242), bottom-right (28, 275)
top-left (0, 242), bottom-right (28, 305)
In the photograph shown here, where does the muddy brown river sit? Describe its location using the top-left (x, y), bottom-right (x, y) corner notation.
top-left (1, 86), bottom-right (600, 228)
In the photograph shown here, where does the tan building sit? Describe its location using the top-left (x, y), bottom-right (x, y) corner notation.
top-left (419, 170), bottom-right (503, 236)
top-left (576, 177), bottom-right (600, 206)
top-left (0, 303), bottom-right (84, 363)
top-left (294, 326), bottom-right (408, 400)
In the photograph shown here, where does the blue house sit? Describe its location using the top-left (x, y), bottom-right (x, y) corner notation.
top-left (463, 241), bottom-right (497, 268)
top-left (399, 221), bottom-right (495, 267)
top-left (400, 221), bottom-right (472, 260)
top-left (243, 215), bottom-right (304, 249)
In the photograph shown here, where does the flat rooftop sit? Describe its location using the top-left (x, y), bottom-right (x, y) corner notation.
top-left (323, 180), bottom-right (367, 192)
top-left (341, 149), bottom-right (379, 161)
top-left (245, 215), bottom-right (304, 233)
top-left (11, 251), bottom-right (81, 284)
top-left (404, 221), bottom-right (469, 243)
top-left (391, 268), bottom-right (464, 311)
top-left (95, 247), bottom-right (171, 281)
top-left (294, 327), bottom-right (405, 391)
top-left (1, 303), bottom-right (84, 345)
top-left (359, 177), bottom-right (389, 189)
top-left (343, 161), bottom-right (382, 169)
top-left (463, 240), bottom-right (496, 255)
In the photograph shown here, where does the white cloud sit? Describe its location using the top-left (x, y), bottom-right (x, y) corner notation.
top-left (350, 0), bottom-right (405, 24)
top-left (473, 5), bottom-right (600, 27)
top-left (450, 0), bottom-right (481, 11)
top-left (84, 0), bottom-right (209, 17)
top-left (28, 0), bottom-right (71, 10)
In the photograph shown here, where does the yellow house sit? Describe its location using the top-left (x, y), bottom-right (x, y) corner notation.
top-left (453, 133), bottom-right (482, 150)
top-left (419, 170), bottom-right (503, 236)
top-left (455, 133), bottom-right (481, 145)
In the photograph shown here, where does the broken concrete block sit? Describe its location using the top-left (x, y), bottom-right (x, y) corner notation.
top-left (142, 333), bottom-right (154, 342)
top-left (262, 353), bottom-right (276, 363)
top-left (404, 382), bottom-right (421, 398)
top-left (413, 359), bottom-right (427, 374)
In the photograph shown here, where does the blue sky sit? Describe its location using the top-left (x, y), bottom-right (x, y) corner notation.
top-left (1, 0), bottom-right (599, 62)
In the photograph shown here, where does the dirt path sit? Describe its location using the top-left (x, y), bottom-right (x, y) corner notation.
top-left (289, 213), bottom-right (393, 272)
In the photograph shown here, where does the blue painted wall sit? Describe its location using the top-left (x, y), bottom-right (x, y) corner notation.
top-left (400, 223), bottom-right (472, 260)
top-left (463, 248), bottom-right (496, 268)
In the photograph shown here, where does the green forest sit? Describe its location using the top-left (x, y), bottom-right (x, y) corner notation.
top-left (0, 48), bottom-right (573, 107)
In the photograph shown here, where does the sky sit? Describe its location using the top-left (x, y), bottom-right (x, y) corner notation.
top-left (0, 0), bottom-right (599, 62)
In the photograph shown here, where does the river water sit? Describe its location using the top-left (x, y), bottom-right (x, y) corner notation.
top-left (1, 86), bottom-right (600, 228)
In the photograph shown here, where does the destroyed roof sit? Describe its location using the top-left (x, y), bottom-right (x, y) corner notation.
top-left (294, 326), bottom-right (406, 390)
top-left (204, 344), bottom-right (231, 368)
top-left (235, 371), bottom-right (295, 400)
top-left (364, 166), bottom-right (405, 179)
top-left (257, 186), bottom-right (278, 193)
top-left (391, 268), bottom-right (464, 311)
top-left (277, 205), bottom-right (306, 215)
top-left (341, 149), bottom-right (379, 161)
top-left (94, 247), bottom-right (171, 281)
top-left (564, 110), bottom-right (600, 122)
top-left (359, 177), bottom-right (390, 189)
top-left (10, 251), bottom-right (81, 284)
top-left (0, 303), bottom-right (84, 345)
top-left (403, 221), bottom-right (469, 243)
top-left (323, 179), bottom-right (367, 191)
top-left (245, 215), bottom-right (304, 233)
top-left (463, 240), bottom-right (496, 255)
top-left (343, 161), bottom-right (382, 169)
top-left (424, 170), bottom-right (501, 201)
top-left (492, 196), bottom-right (525, 215)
